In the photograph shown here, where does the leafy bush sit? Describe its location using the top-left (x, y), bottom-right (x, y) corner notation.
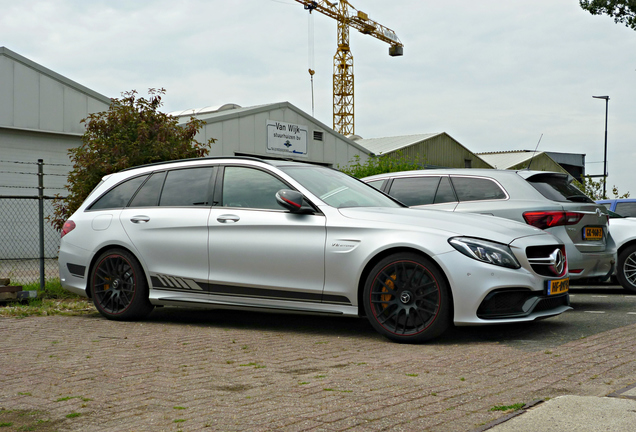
top-left (50, 88), bottom-right (214, 230)
top-left (339, 151), bottom-right (424, 178)
top-left (573, 175), bottom-right (630, 200)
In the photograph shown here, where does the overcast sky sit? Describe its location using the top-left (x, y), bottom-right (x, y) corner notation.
top-left (2, 0), bottom-right (635, 194)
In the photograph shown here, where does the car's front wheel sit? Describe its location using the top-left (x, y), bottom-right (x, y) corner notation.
top-left (363, 253), bottom-right (450, 343)
top-left (617, 244), bottom-right (636, 293)
top-left (90, 249), bottom-right (154, 320)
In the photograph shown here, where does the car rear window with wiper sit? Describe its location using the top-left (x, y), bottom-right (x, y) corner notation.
top-left (526, 173), bottom-right (594, 203)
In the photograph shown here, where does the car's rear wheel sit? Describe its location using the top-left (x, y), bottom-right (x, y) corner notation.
top-left (90, 249), bottom-right (154, 320)
top-left (363, 253), bottom-right (450, 343)
top-left (617, 244), bottom-right (636, 293)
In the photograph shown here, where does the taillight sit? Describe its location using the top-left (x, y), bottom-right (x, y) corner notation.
top-left (523, 211), bottom-right (584, 230)
top-left (61, 220), bottom-right (76, 238)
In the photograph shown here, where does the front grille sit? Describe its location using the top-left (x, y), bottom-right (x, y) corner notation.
top-left (526, 245), bottom-right (566, 277)
top-left (477, 288), bottom-right (569, 319)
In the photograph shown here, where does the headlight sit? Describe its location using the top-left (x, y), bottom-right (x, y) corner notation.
top-left (449, 237), bottom-right (520, 269)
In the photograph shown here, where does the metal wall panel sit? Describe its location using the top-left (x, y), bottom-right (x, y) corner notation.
top-left (39, 75), bottom-right (65, 132)
top-left (0, 49), bottom-right (110, 135)
top-left (0, 56), bottom-right (13, 125)
top-left (203, 122), bottom-right (224, 157)
top-left (0, 129), bottom-right (78, 195)
top-left (63, 87), bottom-right (89, 133)
top-left (13, 63), bottom-right (39, 130)
top-left (88, 96), bottom-right (108, 115)
top-left (238, 114), bottom-right (256, 154)
top-left (385, 134), bottom-right (491, 169)
top-left (222, 118), bottom-right (240, 154)
top-left (508, 153), bottom-right (569, 174)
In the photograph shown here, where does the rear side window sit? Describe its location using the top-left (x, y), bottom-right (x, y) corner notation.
top-left (527, 174), bottom-right (594, 203)
top-left (159, 167), bottom-right (214, 206)
top-left (451, 176), bottom-right (507, 202)
top-left (389, 177), bottom-right (441, 206)
top-left (615, 202), bottom-right (636, 217)
top-left (89, 175), bottom-right (148, 210)
top-left (129, 171), bottom-right (167, 207)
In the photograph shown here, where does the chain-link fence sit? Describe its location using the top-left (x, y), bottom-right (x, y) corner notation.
top-left (0, 159), bottom-right (69, 286)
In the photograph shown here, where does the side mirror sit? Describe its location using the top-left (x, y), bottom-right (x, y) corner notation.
top-left (276, 189), bottom-right (313, 214)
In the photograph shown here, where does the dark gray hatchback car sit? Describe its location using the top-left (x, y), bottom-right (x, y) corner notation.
top-left (363, 169), bottom-right (617, 284)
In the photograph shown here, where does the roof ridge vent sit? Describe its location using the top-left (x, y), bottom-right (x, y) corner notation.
top-left (217, 103), bottom-right (241, 112)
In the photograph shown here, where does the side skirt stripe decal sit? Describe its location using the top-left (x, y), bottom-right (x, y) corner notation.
top-left (150, 275), bottom-right (351, 305)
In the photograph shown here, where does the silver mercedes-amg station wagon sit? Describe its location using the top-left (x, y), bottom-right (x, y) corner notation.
top-left (59, 157), bottom-right (570, 343)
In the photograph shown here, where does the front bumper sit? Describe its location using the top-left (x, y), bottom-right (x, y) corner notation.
top-left (438, 242), bottom-right (572, 326)
top-left (476, 289), bottom-right (570, 319)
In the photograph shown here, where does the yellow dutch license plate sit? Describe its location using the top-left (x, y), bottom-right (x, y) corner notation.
top-left (547, 278), bottom-right (569, 295)
top-left (584, 226), bottom-right (603, 240)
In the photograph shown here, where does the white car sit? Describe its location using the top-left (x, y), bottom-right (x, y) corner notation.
top-left (59, 157), bottom-right (571, 343)
top-left (605, 212), bottom-right (636, 292)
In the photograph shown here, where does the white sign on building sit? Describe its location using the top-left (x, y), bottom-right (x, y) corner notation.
top-left (266, 120), bottom-right (308, 157)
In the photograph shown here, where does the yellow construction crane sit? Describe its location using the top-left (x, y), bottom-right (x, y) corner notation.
top-left (295, 0), bottom-right (403, 136)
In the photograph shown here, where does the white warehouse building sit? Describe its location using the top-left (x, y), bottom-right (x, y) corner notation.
top-left (170, 102), bottom-right (372, 168)
top-left (0, 47), bottom-right (111, 196)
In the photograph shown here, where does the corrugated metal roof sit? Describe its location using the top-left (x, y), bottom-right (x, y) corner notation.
top-left (355, 133), bottom-right (443, 155)
top-left (477, 151), bottom-right (541, 169)
top-left (168, 103), bottom-right (269, 119)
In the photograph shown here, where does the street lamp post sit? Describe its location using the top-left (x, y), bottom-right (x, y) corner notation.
top-left (593, 95), bottom-right (610, 198)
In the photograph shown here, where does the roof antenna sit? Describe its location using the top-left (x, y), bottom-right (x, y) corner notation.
top-left (526, 133), bottom-right (543, 170)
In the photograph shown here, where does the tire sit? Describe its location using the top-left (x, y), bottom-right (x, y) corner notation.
top-left (363, 253), bottom-right (450, 343)
top-left (617, 244), bottom-right (636, 293)
top-left (90, 248), bottom-right (154, 320)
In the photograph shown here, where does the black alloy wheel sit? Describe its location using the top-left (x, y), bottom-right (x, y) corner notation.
top-left (363, 253), bottom-right (450, 343)
top-left (91, 249), bottom-right (154, 320)
top-left (617, 244), bottom-right (636, 293)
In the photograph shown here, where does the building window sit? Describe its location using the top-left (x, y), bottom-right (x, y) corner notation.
top-left (464, 159), bottom-right (472, 168)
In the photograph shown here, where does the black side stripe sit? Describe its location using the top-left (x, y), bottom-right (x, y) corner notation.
top-left (151, 276), bottom-right (351, 305)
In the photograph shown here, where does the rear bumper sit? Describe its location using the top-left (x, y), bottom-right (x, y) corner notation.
top-left (566, 248), bottom-right (616, 280)
top-left (58, 242), bottom-right (90, 298)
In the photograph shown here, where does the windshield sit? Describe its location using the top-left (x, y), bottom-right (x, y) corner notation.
top-left (280, 166), bottom-right (403, 209)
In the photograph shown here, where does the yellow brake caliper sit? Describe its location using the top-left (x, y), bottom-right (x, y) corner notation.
top-left (381, 274), bottom-right (397, 309)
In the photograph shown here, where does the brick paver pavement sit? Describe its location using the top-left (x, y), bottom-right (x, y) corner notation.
top-left (1, 307), bottom-right (636, 431)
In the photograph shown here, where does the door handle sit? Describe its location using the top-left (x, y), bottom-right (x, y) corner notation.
top-left (217, 214), bottom-right (240, 223)
top-left (130, 216), bottom-right (150, 224)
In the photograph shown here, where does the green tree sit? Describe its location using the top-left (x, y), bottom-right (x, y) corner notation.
top-left (579, 1), bottom-right (636, 30)
top-left (573, 175), bottom-right (630, 200)
top-left (51, 88), bottom-right (214, 230)
top-left (339, 151), bottom-right (424, 178)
